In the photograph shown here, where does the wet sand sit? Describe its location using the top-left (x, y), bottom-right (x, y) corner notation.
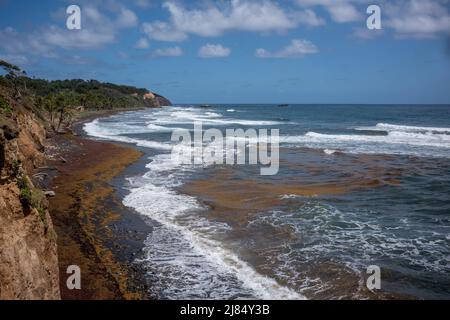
top-left (45, 123), bottom-right (152, 299)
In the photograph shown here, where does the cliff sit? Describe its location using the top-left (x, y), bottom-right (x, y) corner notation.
top-left (143, 92), bottom-right (172, 108)
top-left (0, 88), bottom-right (60, 299)
top-left (0, 59), bottom-right (173, 299)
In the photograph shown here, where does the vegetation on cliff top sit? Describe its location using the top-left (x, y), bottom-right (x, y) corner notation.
top-left (0, 59), bottom-right (171, 131)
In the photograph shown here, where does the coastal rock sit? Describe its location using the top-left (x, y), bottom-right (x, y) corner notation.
top-left (0, 183), bottom-right (60, 300)
top-left (0, 130), bottom-right (5, 173)
top-left (0, 118), bottom-right (19, 140)
top-left (0, 94), bottom-right (60, 299)
top-left (143, 92), bottom-right (172, 108)
top-left (155, 94), bottom-right (172, 107)
top-left (44, 191), bottom-right (55, 197)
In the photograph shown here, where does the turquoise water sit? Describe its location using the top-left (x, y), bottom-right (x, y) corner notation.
top-left (85, 104), bottom-right (450, 299)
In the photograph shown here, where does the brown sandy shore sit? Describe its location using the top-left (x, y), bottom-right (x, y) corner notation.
top-left (43, 110), bottom-right (153, 300)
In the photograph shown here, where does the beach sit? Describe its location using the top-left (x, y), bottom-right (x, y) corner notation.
top-left (45, 117), bottom-right (151, 299)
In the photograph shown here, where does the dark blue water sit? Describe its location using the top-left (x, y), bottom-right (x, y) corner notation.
top-left (85, 104), bottom-right (450, 299)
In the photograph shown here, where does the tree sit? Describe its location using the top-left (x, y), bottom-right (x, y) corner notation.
top-left (36, 92), bottom-right (76, 132)
top-left (0, 60), bottom-right (27, 98)
top-left (54, 91), bottom-right (76, 132)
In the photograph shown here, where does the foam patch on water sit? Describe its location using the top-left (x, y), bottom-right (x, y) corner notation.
top-left (148, 106), bottom-right (283, 126)
top-left (279, 129), bottom-right (450, 158)
top-left (250, 200), bottom-right (450, 283)
top-left (324, 149), bottom-right (338, 155)
top-left (355, 123), bottom-right (450, 134)
top-left (84, 119), bottom-right (173, 150)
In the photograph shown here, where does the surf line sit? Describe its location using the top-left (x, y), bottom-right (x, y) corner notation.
top-left (170, 121), bottom-right (280, 175)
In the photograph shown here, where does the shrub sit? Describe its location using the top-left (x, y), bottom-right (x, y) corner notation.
top-left (19, 186), bottom-right (32, 207)
top-left (37, 207), bottom-right (46, 224)
top-left (11, 159), bottom-right (21, 175)
top-left (0, 95), bottom-right (12, 116)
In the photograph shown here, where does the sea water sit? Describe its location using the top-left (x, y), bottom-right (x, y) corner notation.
top-left (84, 104), bottom-right (450, 299)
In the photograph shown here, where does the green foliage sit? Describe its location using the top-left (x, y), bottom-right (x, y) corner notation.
top-left (0, 60), bottom-right (21, 72)
top-left (11, 159), bottom-right (21, 175)
top-left (17, 174), bottom-right (47, 226)
top-left (22, 78), bottom-right (150, 111)
top-left (23, 78), bottom-right (148, 97)
top-left (37, 207), bottom-right (46, 224)
top-left (0, 59), bottom-right (162, 132)
top-left (0, 95), bottom-right (12, 116)
top-left (19, 185), bottom-right (32, 207)
top-left (17, 175), bottom-right (27, 189)
top-left (17, 176), bottom-right (32, 208)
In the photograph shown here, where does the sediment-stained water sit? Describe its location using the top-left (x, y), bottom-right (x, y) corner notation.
top-left (84, 104), bottom-right (450, 299)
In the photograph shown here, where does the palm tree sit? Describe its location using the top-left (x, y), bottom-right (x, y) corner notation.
top-left (54, 91), bottom-right (76, 132)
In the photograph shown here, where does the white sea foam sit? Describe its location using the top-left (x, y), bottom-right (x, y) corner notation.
top-left (148, 106), bottom-right (282, 126)
top-left (279, 129), bottom-right (450, 158)
top-left (324, 149), bottom-right (337, 155)
top-left (84, 119), bottom-right (172, 150)
top-left (249, 201), bottom-right (450, 294)
top-left (301, 131), bottom-right (450, 148)
top-left (355, 123), bottom-right (450, 134)
top-left (123, 171), bottom-right (304, 300)
top-left (146, 123), bottom-right (181, 132)
top-left (85, 108), bottom-right (304, 300)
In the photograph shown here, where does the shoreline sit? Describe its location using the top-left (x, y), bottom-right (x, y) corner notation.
top-left (45, 109), bottom-right (153, 299)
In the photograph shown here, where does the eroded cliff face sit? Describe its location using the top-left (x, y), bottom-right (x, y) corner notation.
top-left (0, 105), bottom-right (60, 300)
top-left (143, 92), bottom-right (172, 108)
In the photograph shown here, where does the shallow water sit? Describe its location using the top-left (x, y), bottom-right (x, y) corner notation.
top-left (84, 104), bottom-right (450, 299)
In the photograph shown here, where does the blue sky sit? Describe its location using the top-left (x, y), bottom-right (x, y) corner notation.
top-left (0, 0), bottom-right (449, 104)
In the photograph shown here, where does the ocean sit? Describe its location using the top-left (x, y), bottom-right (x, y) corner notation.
top-left (84, 104), bottom-right (450, 300)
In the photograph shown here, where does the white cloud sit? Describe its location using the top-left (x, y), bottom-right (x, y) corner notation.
top-left (256, 39), bottom-right (319, 58)
top-left (117, 8), bottom-right (139, 28)
top-left (136, 37), bottom-right (150, 49)
top-left (0, 54), bottom-right (30, 66)
top-left (295, 9), bottom-right (326, 27)
top-left (198, 44), bottom-right (231, 58)
top-left (297, 0), bottom-right (450, 38)
top-left (141, 0), bottom-right (324, 42)
top-left (384, 0), bottom-right (450, 38)
top-left (153, 46), bottom-right (184, 57)
top-left (0, 27), bottom-right (56, 58)
top-left (296, 0), bottom-right (363, 23)
top-left (133, 0), bottom-right (152, 8)
top-left (142, 21), bottom-right (188, 42)
top-left (42, 6), bottom-right (138, 50)
top-left (0, 5), bottom-right (139, 57)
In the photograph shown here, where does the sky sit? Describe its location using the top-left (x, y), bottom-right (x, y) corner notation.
top-left (0, 0), bottom-right (449, 104)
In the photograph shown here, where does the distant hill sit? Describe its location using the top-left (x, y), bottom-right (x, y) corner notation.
top-left (22, 78), bottom-right (172, 109)
top-left (0, 60), bottom-right (172, 112)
